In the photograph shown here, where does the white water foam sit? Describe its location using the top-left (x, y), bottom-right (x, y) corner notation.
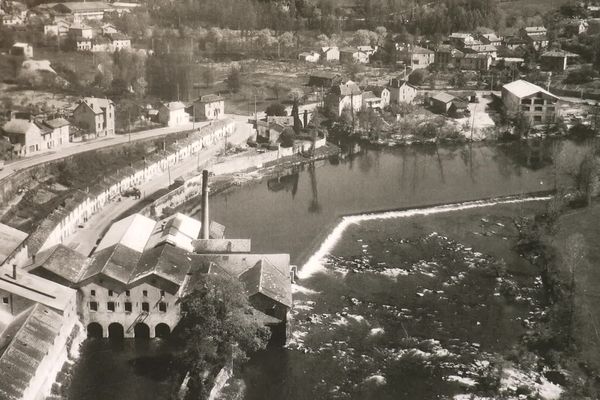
top-left (298, 196), bottom-right (551, 279)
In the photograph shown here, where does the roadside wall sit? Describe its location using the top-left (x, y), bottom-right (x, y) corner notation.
top-left (27, 120), bottom-right (236, 256)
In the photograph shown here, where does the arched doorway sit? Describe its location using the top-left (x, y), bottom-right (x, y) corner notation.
top-left (108, 323), bottom-right (124, 340)
top-left (155, 323), bottom-right (170, 338)
top-left (134, 322), bottom-right (150, 339)
top-left (87, 322), bottom-right (103, 338)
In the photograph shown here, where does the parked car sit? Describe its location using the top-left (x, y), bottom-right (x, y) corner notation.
top-left (122, 187), bottom-right (141, 198)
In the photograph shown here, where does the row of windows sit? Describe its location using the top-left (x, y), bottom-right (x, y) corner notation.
top-left (91, 289), bottom-right (166, 297)
top-left (89, 301), bottom-right (168, 312)
top-left (520, 105), bottom-right (555, 112)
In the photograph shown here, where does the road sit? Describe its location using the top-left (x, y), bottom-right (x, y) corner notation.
top-left (0, 115), bottom-right (248, 182)
top-left (63, 118), bottom-right (254, 256)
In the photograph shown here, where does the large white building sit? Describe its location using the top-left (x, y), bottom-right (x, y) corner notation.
top-left (502, 80), bottom-right (559, 125)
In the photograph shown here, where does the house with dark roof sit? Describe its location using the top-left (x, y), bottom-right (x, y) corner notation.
top-left (73, 97), bottom-right (115, 137)
top-left (339, 47), bottom-right (370, 64)
top-left (540, 50), bottom-right (578, 71)
top-left (458, 53), bottom-right (493, 71)
top-left (388, 78), bottom-right (417, 104)
top-left (308, 71), bottom-right (342, 88)
top-left (397, 45), bottom-right (435, 70)
top-left (325, 80), bottom-right (363, 116)
top-left (434, 45), bottom-right (464, 68)
top-left (364, 86), bottom-right (390, 107)
top-left (193, 94), bottom-right (225, 121)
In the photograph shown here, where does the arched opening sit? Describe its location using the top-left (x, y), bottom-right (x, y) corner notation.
top-left (108, 323), bottom-right (124, 340)
top-left (155, 323), bottom-right (170, 338)
top-left (134, 322), bottom-right (150, 339)
top-left (87, 322), bottom-right (103, 338)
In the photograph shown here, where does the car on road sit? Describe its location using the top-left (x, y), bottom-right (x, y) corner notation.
top-left (122, 187), bottom-right (141, 198)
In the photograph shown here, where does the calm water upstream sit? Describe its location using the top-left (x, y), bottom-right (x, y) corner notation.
top-left (69, 140), bottom-right (581, 400)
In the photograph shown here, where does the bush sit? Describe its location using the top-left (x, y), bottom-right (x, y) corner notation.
top-left (408, 69), bottom-right (427, 86)
top-left (265, 102), bottom-right (287, 116)
top-left (564, 66), bottom-right (599, 84)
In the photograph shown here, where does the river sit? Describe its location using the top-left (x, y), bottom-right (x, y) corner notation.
top-left (68, 139), bottom-right (581, 400)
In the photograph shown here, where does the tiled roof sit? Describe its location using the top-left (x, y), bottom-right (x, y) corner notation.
top-left (2, 119), bottom-right (38, 135)
top-left (239, 259), bottom-right (292, 308)
top-left (27, 244), bottom-right (87, 284)
top-left (0, 223), bottom-right (27, 265)
top-left (198, 94), bottom-right (224, 103)
top-left (131, 244), bottom-right (192, 287)
top-left (364, 85), bottom-right (388, 97)
top-left (79, 97), bottom-right (114, 114)
top-left (43, 117), bottom-right (70, 129)
top-left (0, 304), bottom-right (63, 400)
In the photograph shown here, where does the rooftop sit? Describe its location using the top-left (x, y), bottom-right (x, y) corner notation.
top-left (503, 79), bottom-right (558, 99)
top-left (0, 224), bottom-right (27, 265)
top-left (0, 264), bottom-right (76, 313)
top-left (197, 94), bottom-right (224, 103)
top-left (1, 119), bottom-right (38, 135)
top-left (80, 97), bottom-right (114, 114)
top-left (431, 92), bottom-right (456, 103)
top-left (26, 244), bottom-right (87, 284)
top-left (0, 304), bottom-right (63, 400)
top-left (96, 213), bottom-right (156, 253)
top-left (161, 101), bottom-right (187, 111)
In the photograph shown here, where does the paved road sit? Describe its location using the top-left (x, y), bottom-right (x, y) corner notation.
top-left (0, 115), bottom-right (250, 182)
top-left (64, 119), bottom-right (254, 256)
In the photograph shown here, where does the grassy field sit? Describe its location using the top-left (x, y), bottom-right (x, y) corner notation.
top-left (553, 205), bottom-right (600, 373)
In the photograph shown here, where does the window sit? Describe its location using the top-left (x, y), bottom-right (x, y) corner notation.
top-left (2, 297), bottom-right (8, 304)
top-left (142, 290), bottom-right (148, 297)
top-left (521, 99), bottom-right (531, 105)
top-left (534, 116), bottom-right (542, 122)
top-left (107, 302), bottom-right (115, 311)
top-left (108, 290), bottom-right (113, 297)
top-left (535, 106), bottom-right (543, 111)
top-left (534, 99), bottom-right (544, 105)
top-left (124, 302), bottom-right (132, 312)
top-left (159, 302), bottom-right (167, 312)
top-left (125, 290), bottom-right (130, 297)
top-left (521, 105), bottom-right (530, 111)
top-left (141, 302), bottom-right (150, 312)
top-left (90, 301), bottom-right (98, 311)
top-left (160, 290), bottom-right (165, 297)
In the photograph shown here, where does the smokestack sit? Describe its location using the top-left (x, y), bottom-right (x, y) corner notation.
top-left (12, 264), bottom-right (17, 280)
top-left (201, 170), bottom-right (210, 240)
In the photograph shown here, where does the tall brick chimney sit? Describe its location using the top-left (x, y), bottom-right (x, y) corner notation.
top-left (201, 170), bottom-right (210, 240)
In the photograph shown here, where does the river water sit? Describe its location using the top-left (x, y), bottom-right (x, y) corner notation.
top-left (68, 140), bottom-right (580, 399)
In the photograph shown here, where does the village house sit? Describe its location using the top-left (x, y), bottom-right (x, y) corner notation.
top-left (563, 19), bottom-right (588, 36)
top-left (43, 18), bottom-right (71, 37)
top-left (106, 32), bottom-right (131, 51)
top-left (320, 46), bottom-right (340, 62)
top-left (463, 44), bottom-right (497, 59)
top-left (388, 78), bottom-right (417, 104)
top-left (503, 36), bottom-right (529, 50)
top-left (73, 97), bottom-right (115, 137)
top-left (459, 53), bottom-right (493, 71)
top-left (256, 121), bottom-right (286, 145)
top-left (478, 33), bottom-right (502, 46)
top-left (362, 92), bottom-right (384, 110)
top-left (159, 102), bottom-right (190, 127)
top-left (430, 92), bottom-right (460, 114)
top-left (398, 45), bottom-right (435, 70)
top-left (435, 45), bottom-right (464, 68)
top-left (364, 86), bottom-right (390, 108)
top-left (1, 13), bottom-right (24, 25)
top-left (193, 94), bottom-right (225, 121)
top-left (68, 22), bottom-right (93, 39)
top-left (101, 22), bottom-right (118, 34)
top-left (325, 80), bottom-right (363, 116)
top-left (502, 79), bottom-right (559, 124)
top-left (339, 47), bottom-right (370, 64)
top-left (9, 42), bottom-right (33, 58)
top-left (519, 26), bottom-right (548, 51)
top-left (298, 51), bottom-right (320, 63)
top-left (357, 45), bottom-right (378, 57)
top-left (308, 71), bottom-right (342, 88)
top-left (448, 32), bottom-right (478, 49)
top-left (540, 50), bottom-right (578, 71)
top-left (1, 114), bottom-right (71, 157)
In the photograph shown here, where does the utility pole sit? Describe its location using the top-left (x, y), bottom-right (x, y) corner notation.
top-left (128, 110), bottom-right (131, 142)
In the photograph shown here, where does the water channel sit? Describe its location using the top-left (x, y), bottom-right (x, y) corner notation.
top-left (68, 139), bottom-right (582, 399)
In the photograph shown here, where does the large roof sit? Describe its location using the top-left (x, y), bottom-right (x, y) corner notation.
top-left (26, 244), bottom-right (87, 284)
top-left (131, 244), bottom-right (192, 286)
top-left (503, 79), bottom-right (558, 100)
top-left (0, 224), bottom-right (27, 265)
top-left (198, 94), bottom-right (224, 103)
top-left (0, 304), bottom-right (63, 400)
top-left (161, 102), bottom-right (186, 111)
top-left (0, 264), bottom-right (75, 313)
top-left (77, 97), bottom-right (114, 114)
top-left (96, 213), bottom-right (156, 253)
top-left (431, 92), bottom-right (456, 103)
top-left (239, 259), bottom-right (292, 308)
top-left (52, 1), bottom-right (113, 12)
top-left (145, 213), bottom-right (201, 252)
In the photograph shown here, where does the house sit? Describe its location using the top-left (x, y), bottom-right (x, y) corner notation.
top-left (463, 44), bottom-right (497, 59)
top-left (298, 51), bottom-right (320, 63)
top-left (101, 22), bottom-right (117, 34)
top-left (520, 26), bottom-right (547, 37)
top-left (320, 46), bottom-right (340, 62)
top-left (1, 13), bottom-right (24, 25)
top-left (256, 121), bottom-right (286, 145)
top-left (540, 50), bottom-right (578, 71)
top-left (398, 45), bottom-right (435, 70)
top-left (308, 71), bottom-right (342, 88)
top-left (0, 114), bottom-right (70, 156)
top-left (448, 99), bottom-right (469, 117)
top-left (193, 94), bottom-right (225, 121)
top-left (362, 91), bottom-right (384, 109)
top-left (357, 45), bottom-right (378, 57)
top-left (73, 97), bottom-right (115, 136)
top-left (448, 32), bottom-right (477, 49)
top-left (503, 36), bottom-right (529, 50)
top-left (339, 47), bottom-right (370, 64)
top-left (364, 86), bottom-right (390, 107)
top-left (106, 32), bottom-right (131, 51)
top-left (158, 102), bottom-right (190, 127)
top-left (430, 92), bottom-right (457, 114)
top-left (388, 78), bottom-right (417, 104)
top-left (435, 45), bottom-right (464, 67)
top-left (478, 33), bottom-right (503, 46)
top-left (519, 26), bottom-right (548, 50)
top-left (502, 79), bottom-right (559, 124)
top-left (9, 42), bottom-right (33, 58)
top-left (44, 18), bottom-right (71, 37)
top-left (459, 53), bottom-right (493, 71)
top-left (69, 22), bottom-right (93, 39)
top-left (563, 19), bottom-right (588, 36)
top-left (325, 80), bottom-right (362, 116)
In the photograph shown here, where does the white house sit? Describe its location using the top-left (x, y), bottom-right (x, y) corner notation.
top-left (298, 51), bottom-right (320, 63)
top-left (502, 80), bottom-right (559, 125)
top-left (159, 102), bottom-right (190, 127)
